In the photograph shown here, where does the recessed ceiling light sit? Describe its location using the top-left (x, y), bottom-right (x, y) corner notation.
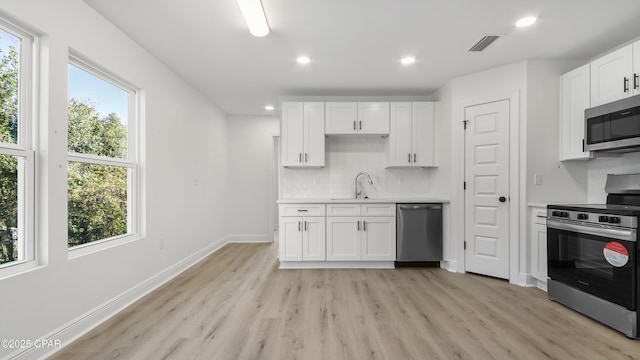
top-left (401, 56), bottom-right (416, 65)
top-left (236, 0), bottom-right (270, 37)
top-left (265, 105), bottom-right (275, 111)
top-left (297, 56), bottom-right (311, 64)
top-left (516, 16), bottom-right (537, 28)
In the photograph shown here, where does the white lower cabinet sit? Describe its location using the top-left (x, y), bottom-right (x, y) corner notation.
top-left (361, 217), bottom-right (395, 261)
top-left (530, 206), bottom-right (548, 285)
top-left (279, 216), bottom-right (326, 261)
top-left (280, 203), bottom-right (396, 267)
top-left (326, 217), bottom-right (361, 261)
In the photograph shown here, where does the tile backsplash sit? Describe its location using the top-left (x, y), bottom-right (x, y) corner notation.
top-left (281, 136), bottom-right (435, 198)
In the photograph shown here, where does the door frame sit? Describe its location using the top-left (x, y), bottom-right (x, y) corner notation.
top-left (455, 91), bottom-right (522, 285)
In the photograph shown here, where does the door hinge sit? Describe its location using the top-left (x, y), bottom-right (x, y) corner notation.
top-left (463, 181), bottom-right (466, 190)
top-left (463, 120), bottom-right (469, 130)
top-left (464, 241), bottom-right (467, 250)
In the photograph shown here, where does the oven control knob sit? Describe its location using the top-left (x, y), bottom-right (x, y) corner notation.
top-left (608, 217), bottom-right (620, 224)
top-left (552, 211), bottom-right (560, 217)
top-left (599, 216), bottom-right (610, 222)
top-left (577, 213), bottom-right (588, 220)
top-left (559, 212), bottom-right (569, 218)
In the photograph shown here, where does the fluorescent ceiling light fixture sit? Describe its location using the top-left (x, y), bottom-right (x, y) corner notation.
top-left (297, 56), bottom-right (311, 64)
top-left (265, 105), bottom-right (275, 111)
top-left (401, 56), bottom-right (416, 65)
top-left (236, 0), bottom-right (270, 37)
top-left (516, 16), bottom-right (537, 28)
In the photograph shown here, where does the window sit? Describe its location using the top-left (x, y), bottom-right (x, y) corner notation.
top-left (0, 19), bottom-right (34, 268)
top-left (67, 56), bottom-right (137, 249)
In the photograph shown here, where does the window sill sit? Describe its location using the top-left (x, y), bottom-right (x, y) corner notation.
top-left (0, 259), bottom-right (45, 281)
top-left (68, 233), bottom-right (142, 260)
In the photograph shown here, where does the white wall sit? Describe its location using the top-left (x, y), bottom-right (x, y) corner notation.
top-left (526, 60), bottom-right (588, 204)
top-left (227, 115), bottom-right (279, 241)
top-left (0, 1), bottom-right (228, 357)
top-left (587, 152), bottom-right (640, 202)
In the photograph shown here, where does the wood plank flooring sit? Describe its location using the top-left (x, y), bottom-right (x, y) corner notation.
top-left (51, 242), bottom-right (640, 360)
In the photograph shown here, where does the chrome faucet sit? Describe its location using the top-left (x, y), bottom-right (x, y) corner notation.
top-left (354, 172), bottom-right (373, 199)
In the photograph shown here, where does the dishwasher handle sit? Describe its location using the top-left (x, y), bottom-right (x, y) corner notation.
top-left (397, 204), bottom-right (442, 211)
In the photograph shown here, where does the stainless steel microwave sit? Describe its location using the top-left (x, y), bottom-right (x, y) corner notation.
top-left (585, 94), bottom-right (640, 153)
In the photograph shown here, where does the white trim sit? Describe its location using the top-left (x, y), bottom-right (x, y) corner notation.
top-left (440, 260), bottom-right (458, 273)
top-left (536, 280), bottom-right (548, 292)
top-left (457, 91), bottom-right (521, 284)
top-left (67, 152), bottom-right (133, 167)
top-left (227, 234), bottom-right (271, 243)
top-left (279, 261), bottom-right (395, 269)
top-left (8, 235), bottom-right (230, 360)
top-left (518, 272), bottom-right (538, 287)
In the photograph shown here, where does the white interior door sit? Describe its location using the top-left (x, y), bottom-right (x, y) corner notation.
top-left (464, 100), bottom-right (510, 279)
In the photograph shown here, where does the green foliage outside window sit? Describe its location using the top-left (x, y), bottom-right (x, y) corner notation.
top-left (0, 39), bottom-right (19, 264)
top-left (67, 99), bottom-right (128, 247)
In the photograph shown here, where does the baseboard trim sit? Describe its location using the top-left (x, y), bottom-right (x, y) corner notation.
top-left (227, 234), bottom-right (271, 243)
top-left (279, 261), bottom-right (395, 269)
top-left (441, 260), bottom-right (458, 273)
top-left (536, 279), bottom-right (548, 292)
top-left (8, 235), bottom-right (230, 360)
top-left (519, 272), bottom-right (538, 287)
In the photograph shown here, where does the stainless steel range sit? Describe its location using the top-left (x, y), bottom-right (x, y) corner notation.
top-left (547, 173), bottom-right (640, 338)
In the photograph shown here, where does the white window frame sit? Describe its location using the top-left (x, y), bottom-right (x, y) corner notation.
top-left (0, 18), bottom-right (36, 276)
top-left (67, 54), bottom-right (139, 258)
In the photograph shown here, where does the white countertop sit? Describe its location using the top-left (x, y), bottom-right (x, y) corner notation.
top-left (278, 198), bottom-right (449, 204)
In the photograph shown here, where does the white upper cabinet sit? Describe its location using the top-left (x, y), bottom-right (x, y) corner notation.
top-left (634, 41), bottom-right (640, 96)
top-left (325, 102), bottom-right (390, 135)
top-left (387, 102), bottom-right (436, 167)
top-left (590, 44), bottom-right (633, 107)
top-left (325, 102), bottom-right (358, 134)
top-left (281, 102), bottom-right (325, 167)
top-left (358, 102), bottom-right (390, 134)
top-left (560, 64), bottom-right (592, 161)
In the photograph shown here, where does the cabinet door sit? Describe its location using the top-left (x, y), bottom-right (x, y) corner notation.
top-left (361, 217), bottom-right (396, 261)
top-left (634, 41), bottom-right (640, 96)
top-left (325, 102), bottom-right (358, 134)
top-left (560, 64), bottom-right (591, 161)
top-left (387, 102), bottom-right (413, 167)
top-left (590, 45), bottom-right (633, 107)
top-left (281, 102), bottom-right (304, 166)
top-left (279, 217), bottom-right (303, 261)
top-left (302, 217), bottom-right (326, 261)
top-left (358, 102), bottom-right (390, 134)
top-left (326, 217), bottom-right (361, 261)
top-left (531, 223), bottom-right (548, 281)
top-left (303, 102), bottom-right (325, 167)
top-left (412, 102), bottom-right (435, 167)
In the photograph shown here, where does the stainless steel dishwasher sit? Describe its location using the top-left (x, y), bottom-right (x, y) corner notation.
top-left (396, 203), bottom-right (443, 265)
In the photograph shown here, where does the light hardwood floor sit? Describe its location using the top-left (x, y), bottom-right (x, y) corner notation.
top-left (51, 242), bottom-right (640, 360)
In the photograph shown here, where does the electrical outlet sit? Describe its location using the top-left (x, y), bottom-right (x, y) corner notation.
top-left (534, 173), bottom-right (543, 185)
top-left (159, 239), bottom-right (164, 249)
top-left (400, 177), bottom-right (405, 185)
top-left (314, 178), bottom-right (320, 185)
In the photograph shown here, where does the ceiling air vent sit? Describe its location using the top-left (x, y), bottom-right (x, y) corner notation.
top-left (469, 35), bottom-right (500, 52)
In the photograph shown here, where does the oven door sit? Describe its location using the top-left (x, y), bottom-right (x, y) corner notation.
top-left (547, 219), bottom-right (637, 310)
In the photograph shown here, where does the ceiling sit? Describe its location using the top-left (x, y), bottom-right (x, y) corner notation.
top-left (84, 0), bottom-right (640, 116)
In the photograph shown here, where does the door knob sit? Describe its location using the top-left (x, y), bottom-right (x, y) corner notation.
top-left (499, 196), bottom-right (506, 203)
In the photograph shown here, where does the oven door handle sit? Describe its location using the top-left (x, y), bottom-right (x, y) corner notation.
top-left (547, 219), bottom-right (636, 242)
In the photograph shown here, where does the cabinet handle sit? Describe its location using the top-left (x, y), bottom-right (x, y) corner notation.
top-left (304, 221), bottom-right (307, 231)
top-left (359, 121), bottom-right (362, 130)
top-left (413, 153), bottom-right (417, 162)
top-left (624, 76), bottom-right (629, 93)
top-left (298, 221), bottom-right (301, 231)
top-left (635, 73), bottom-right (639, 90)
top-left (297, 209), bottom-right (308, 212)
top-left (299, 153), bottom-right (302, 163)
top-left (357, 220), bottom-right (360, 231)
top-left (363, 220), bottom-right (366, 231)
top-left (408, 153), bottom-right (411, 163)
top-left (353, 120), bottom-right (356, 130)
top-left (305, 153), bottom-right (308, 162)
